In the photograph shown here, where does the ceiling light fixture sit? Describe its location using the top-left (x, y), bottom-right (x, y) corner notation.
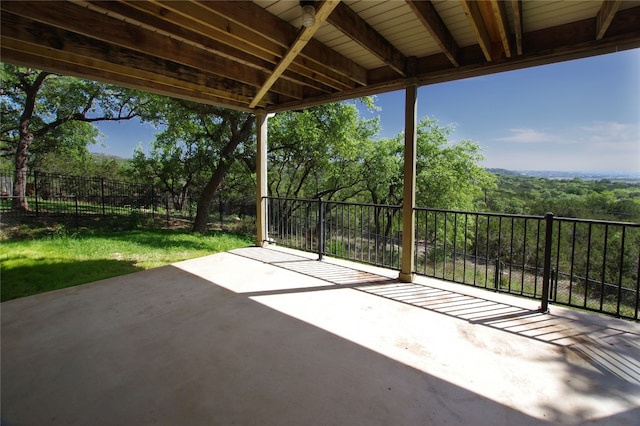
top-left (300, 1), bottom-right (316, 28)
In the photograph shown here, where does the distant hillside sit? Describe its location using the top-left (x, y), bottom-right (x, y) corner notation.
top-left (91, 152), bottom-right (130, 162)
top-left (486, 168), bottom-right (640, 183)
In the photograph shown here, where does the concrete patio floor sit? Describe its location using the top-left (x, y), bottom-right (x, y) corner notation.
top-left (2, 245), bottom-right (639, 425)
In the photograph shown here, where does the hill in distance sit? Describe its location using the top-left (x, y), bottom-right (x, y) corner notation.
top-left (486, 168), bottom-right (640, 183)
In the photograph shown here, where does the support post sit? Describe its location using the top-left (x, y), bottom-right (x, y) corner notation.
top-left (399, 81), bottom-right (418, 282)
top-left (255, 109), bottom-right (269, 247)
top-left (540, 212), bottom-right (554, 312)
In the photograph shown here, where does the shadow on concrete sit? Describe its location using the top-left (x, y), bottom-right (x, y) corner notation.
top-left (236, 247), bottom-right (640, 387)
top-left (3, 261), bottom-right (544, 426)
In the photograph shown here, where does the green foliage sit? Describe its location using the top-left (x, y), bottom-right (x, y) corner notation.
top-left (1, 63), bottom-right (146, 168)
top-left (128, 98), bottom-right (255, 232)
top-left (268, 102), bottom-right (379, 201)
top-left (415, 117), bottom-right (495, 211)
top-left (31, 152), bottom-right (131, 179)
top-left (485, 173), bottom-right (640, 222)
top-left (361, 135), bottom-right (403, 205)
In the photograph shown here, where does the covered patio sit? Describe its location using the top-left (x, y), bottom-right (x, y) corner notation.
top-left (2, 2), bottom-right (640, 424)
top-left (2, 246), bottom-right (639, 425)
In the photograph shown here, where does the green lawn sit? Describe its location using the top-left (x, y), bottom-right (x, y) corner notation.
top-left (0, 228), bottom-right (252, 302)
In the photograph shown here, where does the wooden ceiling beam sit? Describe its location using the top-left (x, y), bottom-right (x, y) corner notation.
top-left (596, 0), bottom-right (622, 40)
top-left (117, 0), bottom-right (341, 93)
top-left (196, 0), bottom-right (368, 86)
top-left (2, 0), bottom-right (639, 114)
top-left (0, 43), bottom-right (256, 111)
top-left (1, 1), bottom-right (303, 100)
top-left (0, 12), bottom-right (277, 107)
top-left (489, 0), bottom-right (513, 58)
top-left (460, 0), bottom-right (493, 62)
top-left (250, 0), bottom-right (340, 109)
top-left (406, 0), bottom-right (460, 68)
top-left (85, 1), bottom-right (285, 86)
top-left (327, 2), bottom-right (406, 76)
top-left (511, 0), bottom-right (523, 55)
top-left (88, 1), bottom-right (338, 98)
top-left (280, 7), bottom-right (640, 112)
top-left (87, 0), bottom-right (335, 94)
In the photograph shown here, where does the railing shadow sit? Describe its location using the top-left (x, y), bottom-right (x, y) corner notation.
top-left (235, 247), bottom-right (640, 385)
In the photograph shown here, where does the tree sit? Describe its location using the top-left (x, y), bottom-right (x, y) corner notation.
top-left (0, 64), bottom-right (145, 210)
top-left (268, 102), bottom-right (379, 201)
top-left (130, 97), bottom-right (255, 233)
top-left (361, 135), bottom-right (403, 206)
top-left (415, 117), bottom-right (494, 211)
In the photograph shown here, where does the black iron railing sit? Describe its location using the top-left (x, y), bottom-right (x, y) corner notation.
top-left (266, 196), bottom-right (640, 320)
top-left (414, 209), bottom-right (549, 299)
top-left (549, 217), bottom-right (639, 319)
top-left (1, 170), bottom-right (156, 218)
top-left (1, 169), bottom-right (254, 229)
top-left (266, 197), bottom-right (402, 270)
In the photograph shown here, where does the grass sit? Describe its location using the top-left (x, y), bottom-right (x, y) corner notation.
top-left (0, 227), bottom-right (252, 302)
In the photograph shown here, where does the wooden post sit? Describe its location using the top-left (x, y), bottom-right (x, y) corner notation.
top-left (399, 81), bottom-right (418, 282)
top-left (255, 109), bottom-right (269, 247)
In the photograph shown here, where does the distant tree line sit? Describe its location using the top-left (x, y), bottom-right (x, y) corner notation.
top-left (484, 173), bottom-right (640, 222)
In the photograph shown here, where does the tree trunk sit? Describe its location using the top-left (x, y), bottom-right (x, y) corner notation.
top-left (192, 115), bottom-right (255, 234)
top-left (11, 70), bottom-right (50, 211)
top-left (12, 121), bottom-right (34, 211)
top-left (193, 158), bottom-right (234, 233)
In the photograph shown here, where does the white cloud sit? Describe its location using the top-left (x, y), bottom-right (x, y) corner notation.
top-left (577, 121), bottom-right (639, 152)
top-left (494, 128), bottom-right (559, 144)
top-left (487, 121), bottom-right (640, 172)
top-left (494, 121), bottom-right (639, 148)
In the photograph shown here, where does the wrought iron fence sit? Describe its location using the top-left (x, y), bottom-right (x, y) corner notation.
top-left (266, 196), bottom-right (640, 320)
top-left (0, 170), bottom-right (254, 229)
top-left (549, 217), bottom-right (640, 319)
top-left (1, 170), bottom-right (157, 222)
top-left (414, 209), bottom-right (550, 300)
top-left (266, 197), bottom-right (402, 270)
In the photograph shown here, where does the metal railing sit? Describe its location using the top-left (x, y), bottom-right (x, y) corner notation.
top-left (549, 217), bottom-right (639, 319)
top-left (266, 197), bottom-right (402, 270)
top-left (266, 196), bottom-right (640, 320)
top-left (1, 170), bottom-right (156, 218)
top-left (1, 170), bottom-right (255, 229)
top-left (414, 209), bottom-right (549, 299)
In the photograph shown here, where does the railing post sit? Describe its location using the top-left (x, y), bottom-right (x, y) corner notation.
top-left (166, 197), bottom-right (170, 227)
top-left (318, 197), bottom-right (325, 260)
top-left (74, 194), bottom-right (79, 229)
top-left (34, 170), bottom-right (39, 216)
top-left (101, 178), bottom-right (106, 216)
top-left (151, 185), bottom-right (155, 220)
top-left (540, 212), bottom-right (554, 313)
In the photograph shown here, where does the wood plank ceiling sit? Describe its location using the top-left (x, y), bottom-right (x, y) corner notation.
top-left (2, 0), bottom-right (639, 113)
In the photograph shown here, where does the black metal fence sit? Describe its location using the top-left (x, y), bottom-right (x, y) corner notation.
top-left (266, 197), bottom-right (402, 270)
top-left (549, 217), bottom-right (640, 319)
top-left (266, 196), bottom-right (640, 320)
top-left (1, 170), bottom-right (156, 218)
top-left (414, 209), bottom-right (549, 299)
top-left (0, 170), bottom-right (254, 229)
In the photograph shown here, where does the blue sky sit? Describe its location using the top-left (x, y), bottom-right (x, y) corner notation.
top-left (94, 48), bottom-right (639, 173)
